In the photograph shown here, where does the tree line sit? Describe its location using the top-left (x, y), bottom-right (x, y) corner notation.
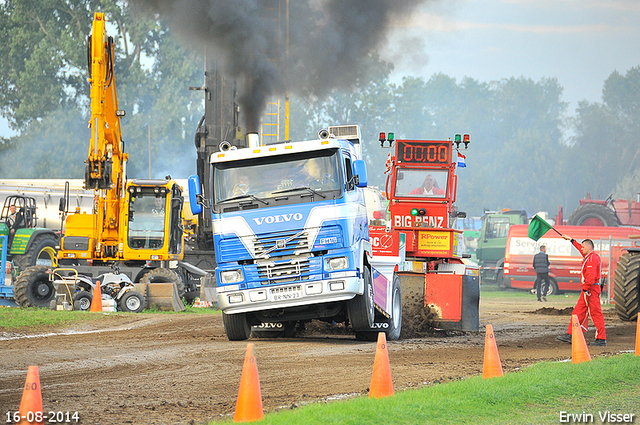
top-left (1, 1), bottom-right (640, 218)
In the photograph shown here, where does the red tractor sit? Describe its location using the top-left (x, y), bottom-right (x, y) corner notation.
top-left (566, 193), bottom-right (640, 227)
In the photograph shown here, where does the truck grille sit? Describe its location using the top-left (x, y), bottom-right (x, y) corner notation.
top-left (254, 229), bottom-right (310, 258)
top-left (257, 257), bottom-right (311, 284)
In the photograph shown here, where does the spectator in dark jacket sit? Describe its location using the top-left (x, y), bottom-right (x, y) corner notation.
top-left (533, 245), bottom-right (551, 301)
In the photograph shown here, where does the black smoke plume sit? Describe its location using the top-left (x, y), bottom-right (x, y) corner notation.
top-left (131, 0), bottom-right (430, 132)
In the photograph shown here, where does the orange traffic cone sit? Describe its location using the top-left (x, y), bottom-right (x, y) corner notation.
top-left (17, 366), bottom-right (43, 425)
top-left (233, 343), bottom-right (264, 422)
top-left (571, 314), bottom-right (591, 364)
top-left (635, 314), bottom-right (639, 357)
top-left (90, 281), bottom-right (102, 312)
top-left (482, 324), bottom-right (504, 378)
top-left (369, 332), bottom-right (394, 398)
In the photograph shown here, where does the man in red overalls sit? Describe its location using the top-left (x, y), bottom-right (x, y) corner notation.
top-left (556, 236), bottom-right (607, 346)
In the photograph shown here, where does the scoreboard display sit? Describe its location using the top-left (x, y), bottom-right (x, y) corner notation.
top-left (396, 140), bottom-right (450, 165)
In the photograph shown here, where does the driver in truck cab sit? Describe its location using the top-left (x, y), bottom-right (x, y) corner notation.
top-left (410, 174), bottom-right (445, 196)
top-left (301, 158), bottom-right (336, 189)
top-left (229, 174), bottom-right (251, 197)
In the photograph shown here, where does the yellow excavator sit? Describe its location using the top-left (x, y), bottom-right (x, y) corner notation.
top-left (59, 12), bottom-right (184, 264)
top-left (13, 13), bottom-right (189, 311)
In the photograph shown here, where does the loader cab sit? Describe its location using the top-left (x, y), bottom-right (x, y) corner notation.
top-left (125, 180), bottom-right (184, 260)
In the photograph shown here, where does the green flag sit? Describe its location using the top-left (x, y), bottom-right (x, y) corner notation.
top-left (528, 215), bottom-right (553, 241)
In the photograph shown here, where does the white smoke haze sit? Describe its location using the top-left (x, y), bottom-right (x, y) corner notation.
top-left (131, 0), bottom-right (432, 132)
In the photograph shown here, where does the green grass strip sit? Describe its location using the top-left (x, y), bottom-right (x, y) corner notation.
top-left (0, 304), bottom-right (220, 329)
top-left (216, 354), bottom-right (640, 424)
top-left (0, 307), bottom-right (102, 329)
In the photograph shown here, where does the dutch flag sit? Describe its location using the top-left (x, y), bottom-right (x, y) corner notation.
top-left (457, 152), bottom-right (466, 168)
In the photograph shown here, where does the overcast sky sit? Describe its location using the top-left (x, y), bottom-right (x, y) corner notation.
top-left (2, 0), bottom-right (639, 138)
top-left (384, 0), bottom-right (640, 113)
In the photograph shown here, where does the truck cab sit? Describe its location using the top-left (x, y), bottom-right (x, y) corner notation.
top-left (190, 127), bottom-right (384, 340)
top-left (476, 209), bottom-right (529, 286)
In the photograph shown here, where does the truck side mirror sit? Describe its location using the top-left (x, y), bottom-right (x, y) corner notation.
top-left (188, 175), bottom-right (204, 215)
top-left (353, 159), bottom-right (368, 188)
top-left (58, 197), bottom-right (66, 213)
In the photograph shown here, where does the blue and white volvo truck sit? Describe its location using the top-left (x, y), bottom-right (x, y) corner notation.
top-left (189, 125), bottom-right (402, 341)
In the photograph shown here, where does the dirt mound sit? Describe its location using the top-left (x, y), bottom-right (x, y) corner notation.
top-left (532, 307), bottom-right (573, 315)
top-left (400, 294), bottom-right (466, 338)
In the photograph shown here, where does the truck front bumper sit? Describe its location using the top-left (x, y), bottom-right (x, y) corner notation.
top-left (217, 275), bottom-right (362, 315)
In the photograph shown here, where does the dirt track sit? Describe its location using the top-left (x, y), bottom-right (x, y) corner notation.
top-left (0, 294), bottom-right (637, 425)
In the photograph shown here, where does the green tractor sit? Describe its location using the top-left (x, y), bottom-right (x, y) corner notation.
top-left (0, 195), bottom-right (59, 307)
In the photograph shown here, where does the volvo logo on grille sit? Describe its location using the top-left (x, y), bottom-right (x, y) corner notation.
top-left (253, 213), bottom-right (303, 225)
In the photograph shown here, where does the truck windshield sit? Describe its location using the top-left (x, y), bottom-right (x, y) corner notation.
top-left (484, 216), bottom-right (511, 240)
top-left (213, 149), bottom-right (342, 207)
top-left (393, 168), bottom-right (448, 198)
top-left (127, 191), bottom-right (166, 250)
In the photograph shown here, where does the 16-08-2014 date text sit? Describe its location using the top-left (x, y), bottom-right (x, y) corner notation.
top-left (5, 411), bottom-right (80, 423)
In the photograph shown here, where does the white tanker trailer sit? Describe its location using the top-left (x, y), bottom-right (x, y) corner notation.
top-left (0, 179), bottom-right (191, 231)
top-left (0, 179), bottom-right (94, 230)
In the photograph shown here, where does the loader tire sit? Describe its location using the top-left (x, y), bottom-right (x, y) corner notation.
top-left (13, 233), bottom-right (57, 273)
top-left (140, 268), bottom-right (185, 299)
top-left (567, 203), bottom-right (618, 227)
top-left (13, 265), bottom-right (56, 308)
top-left (118, 291), bottom-right (146, 313)
top-left (347, 265), bottom-right (375, 331)
top-left (72, 291), bottom-right (93, 311)
top-left (613, 252), bottom-right (640, 321)
top-left (222, 312), bottom-right (250, 341)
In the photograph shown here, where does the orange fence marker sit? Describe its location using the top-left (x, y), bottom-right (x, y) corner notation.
top-left (369, 332), bottom-right (394, 398)
top-left (89, 281), bottom-right (102, 312)
top-left (17, 366), bottom-right (43, 425)
top-left (233, 343), bottom-right (264, 422)
top-left (482, 324), bottom-right (504, 378)
top-left (571, 314), bottom-right (591, 364)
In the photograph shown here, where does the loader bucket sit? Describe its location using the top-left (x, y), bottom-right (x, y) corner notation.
top-left (134, 283), bottom-right (185, 312)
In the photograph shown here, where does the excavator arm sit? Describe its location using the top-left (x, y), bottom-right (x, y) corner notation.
top-left (84, 12), bottom-right (128, 258)
top-left (86, 12), bottom-right (127, 191)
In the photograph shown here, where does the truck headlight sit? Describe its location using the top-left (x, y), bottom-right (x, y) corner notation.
top-left (220, 269), bottom-right (243, 284)
top-left (326, 256), bottom-right (348, 271)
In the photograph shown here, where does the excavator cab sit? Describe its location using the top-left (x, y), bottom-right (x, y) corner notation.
top-left (124, 180), bottom-right (184, 260)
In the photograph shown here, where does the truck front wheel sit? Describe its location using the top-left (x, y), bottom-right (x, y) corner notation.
top-left (223, 312), bottom-right (251, 341)
top-left (348, 265), bottom-right (375, 331)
